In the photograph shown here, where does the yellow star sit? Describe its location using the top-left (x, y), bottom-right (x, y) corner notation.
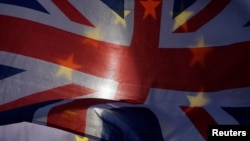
top-left (87, 28), bottom-right (101, 40)
top-left (82, 38), bottom-right (99, 48)
top-left (140, 0), bottom-right (161, 19)
top-left (75, 135), bottom-right (88, 141)
top-left (190, 37), bottom-right (212, 67)
top-left (113, 10), bottom-right (130, 27)
top-left (173, 10), bottom-right (193, 31)
top-left (56, 66), bottom-right (74, 80)
top-left (83, 28), bottom-right (102, 48)
top-left (187, 91), bottom-right (210, 107)
top-left (56, 54), bottom-right (81, 80)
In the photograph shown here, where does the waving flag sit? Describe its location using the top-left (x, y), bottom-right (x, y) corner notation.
top-left (1, 0), bottom-right (250, 141)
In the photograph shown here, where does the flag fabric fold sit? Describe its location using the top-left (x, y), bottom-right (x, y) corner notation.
top-left (1, 0), bottom-right (250, 141)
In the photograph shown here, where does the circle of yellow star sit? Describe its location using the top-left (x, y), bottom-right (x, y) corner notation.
top-left (140, 0), bottom-right (161, 19)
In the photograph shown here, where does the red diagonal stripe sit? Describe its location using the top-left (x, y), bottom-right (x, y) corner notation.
top-left (0, 84), bottom-right (96, 112)
top-left (180, 106), bottom-right (218, 140)
top-left (173, 0), bottom-right (231, 33)
top-left (1, 14), bottom-right (250, 103)
top-left (52, 0), bottom-right (94, 27)
top-left (1, 0), bottom-right (250, 104)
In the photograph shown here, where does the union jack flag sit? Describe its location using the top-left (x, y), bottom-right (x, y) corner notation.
top-left (0, 0), bottom-right (250, 140)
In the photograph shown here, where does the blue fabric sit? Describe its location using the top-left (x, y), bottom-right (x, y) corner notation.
top-left (0, 64), bottom-right (25, 80)
top-left (0, 0), bottom-right (49, 13)
top-left (101, 0), bottom-right (124, 18)
top-left (222, 107), bottom-right (250, 125)
top-left (244, 20), bottom-right (250, 27)
top-left (172, 0), bottom-right (197, 18)
top-left (100, 107), bottom-right (164, 141)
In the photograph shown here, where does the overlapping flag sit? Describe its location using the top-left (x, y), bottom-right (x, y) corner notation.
top-left (1, 0), bottom-right (250, 140)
